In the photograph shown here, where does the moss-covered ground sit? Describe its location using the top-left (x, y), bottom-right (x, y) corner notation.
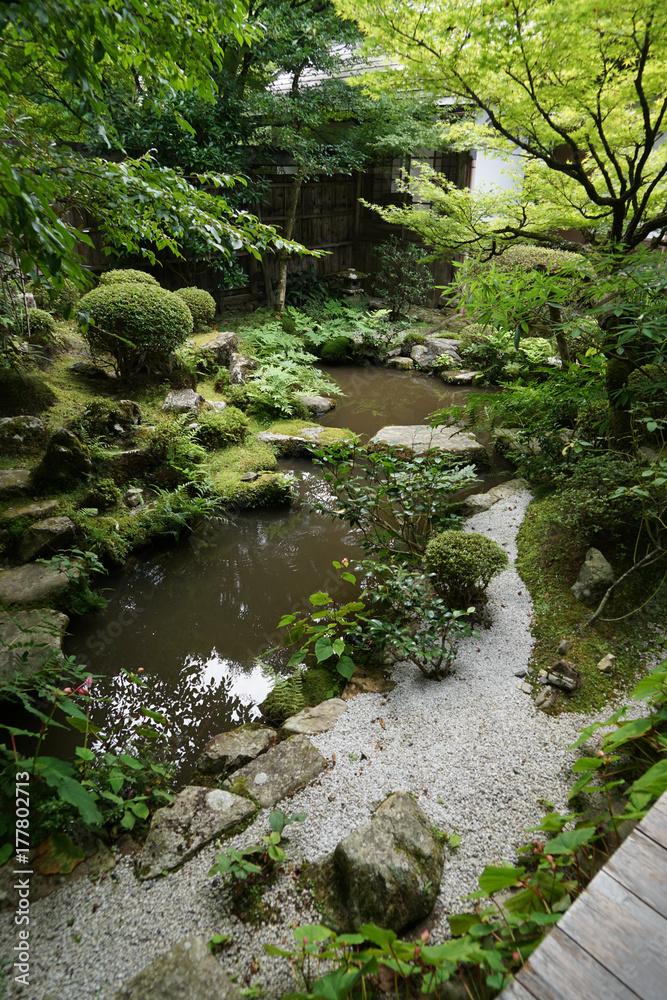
top-left (516, 490), bottom-right (667, 713)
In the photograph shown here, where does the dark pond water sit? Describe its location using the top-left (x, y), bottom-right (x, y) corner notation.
top-left (63, 366), bottom-right (508, 769)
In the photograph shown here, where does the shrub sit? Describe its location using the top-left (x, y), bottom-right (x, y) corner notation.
top-left (29, 277), bottom-right (80, 316)
top-left (320, 335), bottom-right (355, 364)
top-left (424, 530), bottom-right (509, 606)
top-left (79, 283), bottom-right (193, 377)
top-left (18, 308), bottom-right (57, 344)
top-left (174, 287), bottom-right (216, 331)
top-left (83, 477), bottom-right (123, 511)
top-left (0, 368), bottom-right (57, 416)
top-left (194, 406), bottom-right (249, 449)
top-left (98, 269), bottom-right (159, 287)
top-left (213, 367), bottom-right (230, 391)
top-left (458, 323), bottom-right (498, 351)
top-left (374, 236), bottom-right (433, 320)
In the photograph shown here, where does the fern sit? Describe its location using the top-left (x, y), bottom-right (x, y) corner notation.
top-left (261, 670), bottom-right (305, 723)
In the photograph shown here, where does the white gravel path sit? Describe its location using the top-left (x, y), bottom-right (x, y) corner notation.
top-left (0, 490), bottom-right (615, 999)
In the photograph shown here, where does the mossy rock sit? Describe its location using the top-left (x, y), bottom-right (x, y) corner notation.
top-left (32, 429), bottom-right (92, 489)
top-left (0, 370), bottom-right (57, 417)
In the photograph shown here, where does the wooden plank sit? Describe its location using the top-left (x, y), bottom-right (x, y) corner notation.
top-left (605, 829), bottom-right (667, 919)
top-left (518, 926), bottom-right (640, 1000)
top-left (639, 793), bottom-right (667, 849)
top-left (557, 870), bottom-right (667, 1000)
top-left (499, 978), bottom-right (539, 1000)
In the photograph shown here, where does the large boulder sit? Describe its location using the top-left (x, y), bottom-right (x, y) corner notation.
top-left (17, 516), bottom-right (76, 562)
top-left (0, 415), bottom-right (45, 452)
top-left (161, 389), bottom-right (205, 413)
top-left (0, 609), bottom-right (69, 682)
top-left (411, 337), bottom-right (462, 370)
top-left (33, 429), bottom-right (92, 487)
top-left (571, 547), bottom-right (615, 605)
top-left (282, 698), bottom-right (348, 736)
top-left (0, 470), bottom-right (32, 498)
top-left (370, 425), bottom-right (488, 465)
top-left (229, 353), bottom-right (259, 385)
top-left (195, 726), bottom-right (274, 777)
top-left (114, 936), bottom-right (242, 1000)
top-left (137, 787), bottom-right (256, 880)
top-left (221, 733), bottom-right (325, 808)
top-left (298, 395), bottom-right (335, 415)
top-left (199, 331), bottom-right (238, 368)
top-left (309, 792), bottom-right (445, 933)
top-left (0, 562), bottom-right (73, 604)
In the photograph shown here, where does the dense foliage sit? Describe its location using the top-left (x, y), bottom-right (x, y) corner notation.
top-left (424, 531), bottom-right (509, 607)
top-left (174, 286), bottom-right (217, 330)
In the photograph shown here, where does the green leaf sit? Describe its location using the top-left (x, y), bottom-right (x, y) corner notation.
top-left (315, 636), bottom-right (334, 662)
top-left (448, 913), bottom-right (480, 936)
top-left (74, 746), bottom-right (95, 761)
top-left (57, 777), bottom-right (103, 826)
top-left (118, 753), bottom-right (144, 770)
top-left (130, 801), bottom-right (150, 819)
top-left (309, 592), bottom-right (333, 606)
top-left (478, 865), bottom-right (525, 895)
top-left (572, 757), bottom-right (601, 772)
top-left (67, 716), bottom-right (102, 735)
top-left (341, 572), bottom-right (356, 584)
top-left (293, 925), bottom-right (334, 946)
top-left (0, 844), bottom-right (12, 867)
top-left (336, 655), bottom-right (355, 680)
top-left (630, 759), bottom-right (667, 796)
top-left (332, 638), bottom-right (345, 656)
top-left (358, 923), bottom-right (397, 948)
top-left (34, 833), bottom-right (85, 875)
top-left (542, 827), bottom-right (596, 855)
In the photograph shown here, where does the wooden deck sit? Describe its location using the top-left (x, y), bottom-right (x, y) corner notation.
top-left (500, 792), bottom-right (667, 1000)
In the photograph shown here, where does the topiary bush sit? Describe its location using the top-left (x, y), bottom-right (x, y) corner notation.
top-left (98, 269), bottom-right (159, 287)
top-left (424, 530), bottom-right (509, 607)
top-left (320, 335), bottom-right (355, 364)
top-left (18, 308), bottom-right (57, 344)
top-left (83, 477), bottom-right (123, 511)
top-left (174, 287), bottom-right (216, 331)
top-left (194, 406), bottom-right (249, 449)
top-left (79, 283), bottom-right (193, 377)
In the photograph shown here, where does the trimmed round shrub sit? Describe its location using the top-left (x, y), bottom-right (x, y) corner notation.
top-left (79, 283), bottom-right (193, 377)
top-left (424, 530), bottom-right (509, 607)
top-left (98, 269), bottom-right (159, 287)
top-left (194, 406), bottom-right (250, 449)
top-left (320, 335), bottom-right (355, 364)
top-left (174, 287), bottom-right (216, 331)
top-left (18, 308), bottom-right (57, 344)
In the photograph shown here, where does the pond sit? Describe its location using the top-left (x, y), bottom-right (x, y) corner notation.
top-left (63, 366), bottom-right (508, 771)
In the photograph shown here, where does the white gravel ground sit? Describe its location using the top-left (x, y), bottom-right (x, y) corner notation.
top-left (0, 490), bottom-right (618, 999)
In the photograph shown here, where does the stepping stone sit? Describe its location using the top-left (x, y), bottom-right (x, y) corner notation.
top-left (370, 424), bottom-right (488, 465)
top-left (0, 609), bottom-right (69, 682)
top-left (195, 727), bottom-right (274, 777)
top-left (441, 370), bottom-right (483, 384)
top-left (114, 936), bottom-right (242, 1000)
top-left (459, 478), bottom-right (529, 517)
top-left (0, 563), bottom-right (72, 604)
top-left (1, 500), bottom-right (58, 523)
top-left (0, 470), bottom-right (31, 498)
top-left (386, 357), bottom-right (414, 370)
top-left (137, 787), bottom-right (256, 880)
top-left (222, 733), bottom-right (325, 808)
top-left (17, 515), bottom-right (76, 562)
top-left (282, 698), bottom-right (347, 736)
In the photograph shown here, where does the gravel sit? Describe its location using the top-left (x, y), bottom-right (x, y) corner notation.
top-left (0, 489), bottom-right (619, 999)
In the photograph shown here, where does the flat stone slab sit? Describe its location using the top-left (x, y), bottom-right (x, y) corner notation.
top-left (282, 698), bottom-right (348, 736)
top-left (195, 726), bottom-right (274, 777)
top-left (0, 563), bottom-right (71, 604)
top-left (137, 787), bottom-right (256, 880)
top-left (441, 370), bottom-right (483, 384)
top-left (370, 425), bottom-right (488, 465)
top-left (17, 515), bottom-right (76, 562)
top-left (0, 470), bottom-right (31, 498)
top-left (0, 609), bottom-right (69, 682)
top-left (459, 478), bottom-right (529, 517)
top-left (114, 936), bottom-right (242, 1000)
top-left (1, 499), bottom-right (58, 523)
top-left (386, 357), bottom-right (414, 370)
top-left (257, 427), bottom-right (327, 457)
top-left (222, 733), bottom-right (325, 808)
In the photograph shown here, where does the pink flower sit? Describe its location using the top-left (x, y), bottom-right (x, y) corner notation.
top-left (547, 854), bottom-right (554, 864)
top-left (341, 557), bottom-right (349, 566)
top-left (421, 929), bottom-right (430, 942)
top-left (74, 675), bottom-right (93, 695)
top-left (63, 687), bottom-right (72, 694)
top-left (513, 951), bottom-right (520, 963)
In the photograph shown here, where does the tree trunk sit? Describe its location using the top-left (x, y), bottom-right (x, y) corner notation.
top-left (274, 172), bottom-right (304, 313)
top-left (548, 304), bottom-right (570, 368)
top-left (605, 354), bottom-right (634, 448)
